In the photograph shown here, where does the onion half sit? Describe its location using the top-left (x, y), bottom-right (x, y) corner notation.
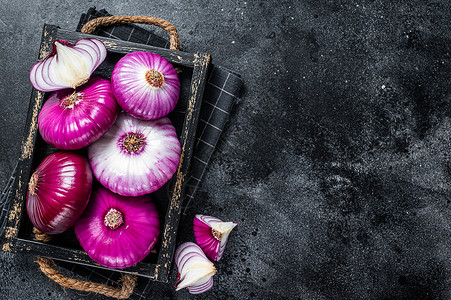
top-left (88, 112), bottom-right (181, 196)
top-left (175, 242), bottom-right (216, 294)
top-left (111, 52), bottom-right (180, 120)
top-left (26, 151), bottom-right (93, 234)
top-left (74, 187), bottom-right (160, 269)
top-left (38, 77), bottom-right (120, 150)
top-left (30, 39), bottom-right (107, 92)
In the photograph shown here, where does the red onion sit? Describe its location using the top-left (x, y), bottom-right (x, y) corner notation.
top-left (74, 187), bottom-right (160, 269)
top-left (38, 77), bottom-right (120, 150)
top-left (111, 52), bottom-right (180, 120)
top-left (30, 39), bottom-right (107, 92)
top-left (193, 215), bottom-right (237, 261)
top-left (26, 151), bottom-right (93, 234)
top-left (88, 112), bottom-right (181, 196)
top-left (175, 242), bottom-right (216, 294)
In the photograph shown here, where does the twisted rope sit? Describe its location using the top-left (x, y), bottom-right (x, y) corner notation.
top-left (33, 228), bottom-right (137, 299)
top-left (81, 15), bottom-right (180, 50)
top-left (35, 257), bottom-right (137, 299)
top-left (32, 227), bottom-right (52, 243)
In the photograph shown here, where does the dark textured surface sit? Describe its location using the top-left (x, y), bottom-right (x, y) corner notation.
top-left (1, 1), bottom-right (451, 299)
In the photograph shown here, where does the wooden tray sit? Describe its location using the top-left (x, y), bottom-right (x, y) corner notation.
top-left (0, 24), bottom-right (210, 282)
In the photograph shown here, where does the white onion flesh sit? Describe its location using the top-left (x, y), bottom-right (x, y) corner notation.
top-left (30, 39), bottom-right (107, 92)
top-left (174, 242), bottom-right (216, 294)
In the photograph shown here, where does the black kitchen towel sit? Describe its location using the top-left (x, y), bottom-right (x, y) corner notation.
top-left (77, 8), bottom-right (243, 211)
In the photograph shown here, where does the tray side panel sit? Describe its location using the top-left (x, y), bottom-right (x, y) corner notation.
top-left (55, 28), bottom-right (197, 67)
top-left (1, 24), bottom-right (58, 252)
top-left (155, 53), bottom-right (211, 282)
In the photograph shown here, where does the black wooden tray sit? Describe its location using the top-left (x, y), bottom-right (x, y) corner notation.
top-left (0, 24), bottom-right (210, 282)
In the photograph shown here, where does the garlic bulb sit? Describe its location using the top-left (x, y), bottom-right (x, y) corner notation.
top-left (174, 242), bottom-right (216, 294)
top-left (193, 214), bottom-right (237, 261)
top-left (30, 39), bottom-right (107, 92)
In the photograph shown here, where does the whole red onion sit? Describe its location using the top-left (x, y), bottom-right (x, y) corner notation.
top-left (111, 52), bottom-right (180, 120)
top-left (26, 151), bottom-right (93, 234)
top-left (38, 77), bottom-right (120, 150)
top-left (88, 112), bottom-right (181, 197)
top-left (74, 187), bottom-right (160, 269)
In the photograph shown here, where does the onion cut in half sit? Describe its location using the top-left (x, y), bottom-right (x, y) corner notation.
top-left (175, 242), bottom-right (216, 294)
top-left (38, 77), bottom-right (120, 150)
top-left (193, 214), bottom-right (237, 261)
top-left (74, 187), bottom-right (160, 269)
top-left (111, 52), bottom-right (180, 120)
top-left (88, 112), bottom-right (181, 197)
top-left (30, 38), bottom-right (107, 92)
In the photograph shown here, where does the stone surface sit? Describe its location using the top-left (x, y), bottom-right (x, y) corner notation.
top-left (1, 1), bottom-right (451, 299)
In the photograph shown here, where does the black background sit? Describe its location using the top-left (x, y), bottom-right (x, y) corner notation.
top-left (1, 1), bottom-right (451, 299)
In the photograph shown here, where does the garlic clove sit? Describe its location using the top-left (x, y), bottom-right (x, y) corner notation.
top-left (30, 39), bottom-right (107, 92)
top-left (174, 242), bottom-right (216, 294)
top-left (193, 214), bottom-right (237, 261)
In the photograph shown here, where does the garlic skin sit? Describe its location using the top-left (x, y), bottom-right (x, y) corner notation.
top-left (193, 215), bottom-right (237, 261)
top-left (30, 39), bottom-right (107, 92)
top-left (174, 242), bottom-right (216, 294)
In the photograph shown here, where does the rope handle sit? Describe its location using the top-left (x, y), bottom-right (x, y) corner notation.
top-left (81, 15), bottom-right (180, 50)
top-left (33, 228), bottom-right (137, 299)
top-left (35, 257), bottom-right (137, 299)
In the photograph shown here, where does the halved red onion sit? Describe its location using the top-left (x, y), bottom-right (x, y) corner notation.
top-left (175, 242), bottom-right (216, 294)
top-left (38, 77), bottom-right (120, 150)
top-left (26, 151), bottom-right (93, 234)
top-left (193, 215), bottom-right (237, 261)
top-left (30, 38), bottom-right (107, 92)
top-left (74, 187), bottom-right (160, 269)
top-left (111, 52), bottom-right (180, 120)
top-left (88, 112), bottom-right (181, 196)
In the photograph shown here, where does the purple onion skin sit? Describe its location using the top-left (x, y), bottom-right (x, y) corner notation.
top-left (26, 151), bottom-right (93, 235)
top-left (111, 52), bottom-right (180, 120)
top-left (74, 187), bottom-right (160, 269)
top-left (88, 112), bottom-right (181, 197)
top-left (38, 77), bottom-right (120, 150)
top-left (193, 217), bottom-right (221, 261)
